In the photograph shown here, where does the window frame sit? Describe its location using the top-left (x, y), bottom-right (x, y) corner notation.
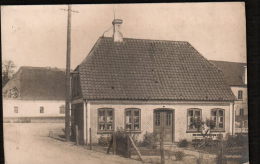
top-left (40, 106), bottom-right (44, 114)
top-left (97, 108), bottom-right (115, 133)
top-left (186, 108), bottom-right (202, 132)
top-left (210, 108), bottom-right (225, 132)
top-left (14, 106), bottom-right (18, 113)
top-left (239, 108), bottom-right (244, 116)
top-left (238, 90), bottom-right (243, 100)
top-left (124, 108), bottom-right (141, 133)
top-left (59, 105), bottom-right (65, 114)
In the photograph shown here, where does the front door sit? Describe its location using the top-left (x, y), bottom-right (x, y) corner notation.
top-left (154, 109), bottom-right (174, 143)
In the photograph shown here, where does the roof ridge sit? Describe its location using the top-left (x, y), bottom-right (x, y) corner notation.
top-left (19, 66), bottom-right (66, 72)
top-left (100, 36), bottom-right (189, 44)
top-left (209, 60), bottom-right (246, 65)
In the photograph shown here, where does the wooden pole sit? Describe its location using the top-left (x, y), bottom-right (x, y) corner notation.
top-left (113, 132), bottom-right (116, 155)
top-left (126, 134), bottom-right (131, 158)
top-left (65, 4), bottom-right (72, 142)
top-left (89, 128), bottom-right (92, 150)
top-left (75, 125), bottom-right (79, 145)
top-left (129, 135), bottom-right (143, 162)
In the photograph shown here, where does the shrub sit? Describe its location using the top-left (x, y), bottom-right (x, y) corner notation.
top-left (175, 151), bottom-right (185, 161)
top-left (206, 119), bottom-right (216, 129)
top-left (225, 133), bottom-right (248, 147)
top-left (98, 135), bottom-right (111, 147)
top-left (177, 139), bottom-right (189, 147)
top-left (139, 132), bottom-right (158, 148)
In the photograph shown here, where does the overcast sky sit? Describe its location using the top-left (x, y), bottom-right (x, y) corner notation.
top-left (1, 2), bottom-right (246, 70)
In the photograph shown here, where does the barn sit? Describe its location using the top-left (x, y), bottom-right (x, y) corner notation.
top-left (3, 66), bottom-right (66, 123)
top-left (70, 19), bottom-right (235, 145)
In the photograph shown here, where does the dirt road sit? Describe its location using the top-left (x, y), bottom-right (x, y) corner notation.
top-left (4, 123), bottom-right (141, 164)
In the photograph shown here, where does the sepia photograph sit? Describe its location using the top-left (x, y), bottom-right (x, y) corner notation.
top-left (1, 2), bottom-right (248, 164)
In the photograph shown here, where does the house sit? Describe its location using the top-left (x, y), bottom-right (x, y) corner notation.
top-left (210, 60), bottom-right (248, 133)
top-left (70, 19), bottom-right (235, 145)
top-left (3, 66), bottom-right (66, 123)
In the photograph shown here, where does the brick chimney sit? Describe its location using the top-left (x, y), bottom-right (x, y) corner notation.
top-left (112, 19), bottom-right (123, 42)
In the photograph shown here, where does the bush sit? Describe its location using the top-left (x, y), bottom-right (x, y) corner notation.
top-left (139, 132), bottom-right (158, 148)
top-left (98, 135), bottom-right (111, 147)
top-left (225, 133), bottom-right (248, 147)
top-left (175, 151), bottom-right (185, 161)
top-left (177, 139), bottom-right (189, 147)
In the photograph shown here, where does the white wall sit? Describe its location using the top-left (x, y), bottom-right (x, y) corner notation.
top-left (3, 99), bottom-right (65, 118)
top-left (231, 86), bottom-right (248, 116)
top-left (87, 101), bottom-right (232, 143)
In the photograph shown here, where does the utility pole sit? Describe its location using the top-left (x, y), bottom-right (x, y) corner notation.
top-left (65, 4), bottom-right (72, 142)
top-left (63, 4), bottom-right (79, 142)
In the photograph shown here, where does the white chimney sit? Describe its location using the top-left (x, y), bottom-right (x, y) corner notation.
top-left (244, 65), bottom-right (247, 85)
top-left (112, 19), bottom-right (123, 42)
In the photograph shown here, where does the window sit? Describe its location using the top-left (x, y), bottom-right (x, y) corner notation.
top-left (238, 90), bottom-right (243, 99)
top-left (187, 108), bottom-right (202, 131)
top-left (155, 112), bottom-right (160, 126)
top-left (60, 105), bottom-right (65, 114)
top-left (166, 111), bottom-right (172, 126)
top-left (98, 108), bottom-right (114, 132)
top-left (14, 106), bottom-right (18, 113)
top-left (239, 108), bottom-right (244, 116)
top-left (40, 106), bottom-right (44, 113)
top-left (211, 109), bottom-right (225, 130)
top-left (125, 108), bottom-right (141, 131)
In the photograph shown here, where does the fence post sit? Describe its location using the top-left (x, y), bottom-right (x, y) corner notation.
top-left (89, 128), bottom-right (92, 150)
top-left (160, 127), bottom-right (165, 164)
top-left (75, 125), bottom-right (79, 145)
top-left (113, 132), bottom-right (116, 155)
top-left (126, 134), bottom-right (131, 158)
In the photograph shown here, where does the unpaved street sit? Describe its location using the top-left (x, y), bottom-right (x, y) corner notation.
top-left (4, 123), bottom-right (141, 164)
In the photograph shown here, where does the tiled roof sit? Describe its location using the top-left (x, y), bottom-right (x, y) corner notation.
top-left (78, 37), bottom-right (235, 101)
top-left (210, 60), bottom-right (246, 86)
top-left (3, 66), bottom-right (66, 100)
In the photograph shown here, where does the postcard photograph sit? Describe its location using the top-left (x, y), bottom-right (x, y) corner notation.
top-left (1, 2), bottom-right (248, 164)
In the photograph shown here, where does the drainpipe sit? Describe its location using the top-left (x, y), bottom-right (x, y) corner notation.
top-left (231, 102), bottom-right (235, 136)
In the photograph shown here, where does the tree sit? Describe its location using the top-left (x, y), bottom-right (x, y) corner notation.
top-left (2, 60), bottom-right (16, 87)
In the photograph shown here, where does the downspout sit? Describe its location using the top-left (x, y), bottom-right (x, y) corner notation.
top-left (83, 99), bottom-right (87, 145)
top-left (232, 102), bottom-right (235, 136)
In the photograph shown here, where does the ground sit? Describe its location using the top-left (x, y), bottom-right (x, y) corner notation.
top-left (4, 123), bottom-right (142, 164)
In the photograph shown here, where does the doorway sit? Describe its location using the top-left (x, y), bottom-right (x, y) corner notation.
top-left (154, 109), bottom-right (174, 143)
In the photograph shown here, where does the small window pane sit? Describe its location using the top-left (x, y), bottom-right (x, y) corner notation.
top-left (134, 117), bottom-right (139, 123)
top-left (126, 124), bottom-right (131, 130)
top-left (40, 106), bottom-right (44, 113)
top-left (134, 110), bottom-right (139, 116)
top-left (166, 112), bottom-right (172, 126)
top-left (155, 112), bottom-right (160, 126)
top-left (99, 124), bottom-right (105, 130)
top-left (60, 105), bottom-right (65, 114)
top-left (188, 110), bottom-right (193, 116)
top-left (219, 123), bottom-right (224, 128)
top-left (134, 124), bottom-right (139, 130)
top-left (212, 111), bottom-right (217, 116)
top-left (99, 111), bottom-right (105, 122)
top-left (219, 110), bottom-right (224, 116)
top-left (195, 110), bottom-right (200, 116)
top-left (14, 106), bottom-right (18, 113)
top-left (106, 124), bottom-right (113, 130)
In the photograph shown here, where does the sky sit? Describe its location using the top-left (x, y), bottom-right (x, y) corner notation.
top-left (1, 2), bottom-right (246, 70)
